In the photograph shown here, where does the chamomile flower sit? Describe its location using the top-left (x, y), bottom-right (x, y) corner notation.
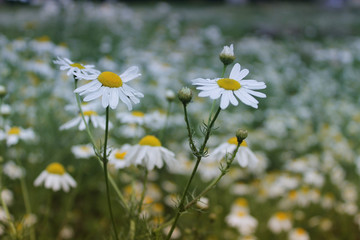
top-left (125, 135), bottom-right (176, 171)
top-left (288, 228), bottom-right (310, 240)
top-left (0, 126), bottom-right (35, 146)
top-left (59, 110), bottom-right (110, 131)
top-left (53, 57), bottom-right (99, 77)
top-left (117, 111), bottom-right (146, 125)
top-left (74, 67), bottom-right (143, 110)
top-left (3, 161), bottom-right (24, 180)
top-left (207, 137), bottom-right (258, 168)
top-left (34, 162), bottom-right (76, 192)
top-left (268, 212), bottom-right (292, 234)
top-left (226, 210), bottom-right (258, 235)
top-left (71, 144), bottom-right (96, 159)
top-left (108, 146), bottom-right (132, 169)
top-left (192, 63), bottom-right (266, 109)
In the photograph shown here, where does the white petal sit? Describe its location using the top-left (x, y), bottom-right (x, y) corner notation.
top-left (120, 66), bottom-right (141, 82)
top-left (220, 94), bottom-right (230, 109)
top-left (74, 80), bottom-right (98, 93)
top-left (59, 117), bottom-right (81, 130)
top-left (101, 87), bottom-right (110, 108)
top-left (229, 63), bottom-right (241, 79)
top-left (109, 88), bottom-right (119, 109)
top-left (83, 87), bottom-right (105, 101)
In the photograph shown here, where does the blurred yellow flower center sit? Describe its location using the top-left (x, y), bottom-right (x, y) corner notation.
top-left (139, 135), bottom-right (161, 147)
top-left (8, 127), bottom-right (21, 135)
top-left (276, 212), bottom-right (288, 220)
top-left (36, 36), bottom-right (50, 42)
top-left (227, 137), bottom-right (247, 147)
top-left (217, 78), bottom-right (241, 90)
top-left (237, 211), bottom-right (246, 217)
top-left (235, 198), bottom-right (248, 207)
top-left (98, 71), bottom-right (123, 88)
top-left (70, 63), bottom-right (85, 69)
top-left (296, 228), bottom-right (306, 235)
top-left (288, 190), bottom-right (297, 200)
top-left (115, 152), bottom-right (126, 160)
top-left (82, 110), bottom-right (97, 116)
top-left (80, 146), bottom-right (91, 151)
top-left (46, 162), bottom-right (65, 175)
top-left (132, 111), bottom-right (145, 117)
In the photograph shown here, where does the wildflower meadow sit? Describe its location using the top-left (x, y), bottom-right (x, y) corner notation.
top-left (1, 1), bottom-right (360, 240)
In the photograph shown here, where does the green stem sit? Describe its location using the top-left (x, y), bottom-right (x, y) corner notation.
top-left (20, 174), bottom-right (36, 240)
top-left (166, 107), bottom-right (221, 240)
top-left (137, 168), bottom-right (148, 216)
top-left (159, 101), bottom-right (172, 143)
top-left (184, 141), bottom-right (241, 210)
top-left (102, 107), bottom-right (119, 240)
top-left (183, 104), bottom-right (198, 155)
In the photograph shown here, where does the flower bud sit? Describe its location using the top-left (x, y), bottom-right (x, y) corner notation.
top-left (178, 87), bottom-right (192, 105)
top-left (219, 44), bottom-right (235, 66)
top-left (0, 85), bottom-right (6, 98)
top-left (236, 129), bottom-right (248, 143)
top-left (165, 89), bottom-right (176, 102)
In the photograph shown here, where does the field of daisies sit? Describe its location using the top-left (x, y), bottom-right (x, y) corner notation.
top-left (1, 2), bottom-right (360, 240)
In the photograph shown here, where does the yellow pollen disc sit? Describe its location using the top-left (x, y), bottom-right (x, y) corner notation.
top-left (296, 228), bottom-right (306, 235)
top-left (82, 110), bottom-right (97, 116)
top-left (275, 212), bottom-right (288, 220)
top-left (217, 78), bottom-right (241, 90)
top-left (46, 162), bottom-right (66, 175)
top-left (115, 152), bottom-right (126, 160)
top-left (288, 190), bottom-right (297, 199)
top-left (70, 63), bottom-right (85, 69)
top-left (143, 196), bottom-right (154, 204)
top-left (8, 127), bottom-right (21, 135)
top-left (227, 137), bottom-right (247, 147)
top-left (98, 71), bottom-right (123, 88)
top-left (237, 211), bottom-right (246, 217)
top-left (36, 36), bottom-right (50, 42)
top-left (139, 135), bottom-right (161, 147)
top-left (132, 111), bottom-right (145, 117)
top-left (80, 146), bottom-right (90, 151)
top-left (153, 203), bottom-right (164, 213)
top-left (235, 198), bottom-right (248, 207)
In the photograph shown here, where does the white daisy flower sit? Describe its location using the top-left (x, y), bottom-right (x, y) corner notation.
top-left (267, 212), bottom-right (292, 234)
top-left (3, 161), bottom-right (24, 180)
top-left (71, 144), bottom-right (96, 159)
top-left (53, 57), bottom-right (99, 77)
top-left (207, 137), bottom-right (258, 168)
top-left (34, 162), bottom-right (76, 192)
top-left (226, 210), bottom-right (258, 236)
top-left (59, 110), bottom-right (110, 131)
top-left (117, 111), bottom-right (146, 125)
top-left (108, 146), bottom-right (132, 169)
top-left (0, 126), bottom-right (35, 146)
top-left (192, 63), bottom-right (266, 109)
top-left (288, 228), bottom-right (310, 240)
top-left (220, 43), bottom-right (235, 58)
top-left (74, 67), bottom-right (143, 110)
top-left (125, 135), bottom-right (177, 171)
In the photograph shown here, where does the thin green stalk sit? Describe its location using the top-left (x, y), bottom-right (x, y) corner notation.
top-left (159, 101), bottom-right (172, 142)
top-left (166, 107), bottom-right (221, 240)
top-left (102, 107), bottom-right (119, 240)
top-left (183, 104), bottom-right (198, 155)
top-left (137, 168), bottom-right (148, 215)
top-left (185, 141), bottom-right (241, 210)
top-left (20, 175), bottom-right (36, 240)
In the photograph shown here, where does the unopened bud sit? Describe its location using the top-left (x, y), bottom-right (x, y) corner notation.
top-left (165, 89), bottom-right (176, 102)
top-left (178, 87), bottom-right (192, 105)
top-left (236, 129), bottom-right (248, 143)
top-left (0, 85), bottom-right (6, 98)
top-left (219, 44), bottom-right (235, 66)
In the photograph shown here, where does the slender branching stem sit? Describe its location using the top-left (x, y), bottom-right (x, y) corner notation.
top-left (166, 107), bottom-right (221, 240)
top-left (137, 168), bottom-right (149, 215)
top-left (102, 107), bottom-right (119, 240)
top-left (183, 104), bottom-right (198, 155)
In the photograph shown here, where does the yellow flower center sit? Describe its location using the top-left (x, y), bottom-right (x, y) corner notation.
top-left (70, 63), bottom-right (85, 69)
top-left (288, 190), bottom-right (297, 200)
top-left (8, 127), bottom-right (21, 135)
top-left (82, 110), bottom-right (97, 116)
top-left (139, 135), bottom-right (161, 147)
top-left (80, 146), bottom-right (91, 151)
top-left (275, 212), bottom-right (289, 220)
top-left (115, 152), bottom-right (127, 160)
top-left (46, 162), bottom-right (66, 175)
top-left (98, 71), bottom-right (123, 88)
top-left (217, 78), bottom-right (241, 90)
top-left (132, 111), bottom-right (145, 117)
top-left (36, 36), bottom-right (50, 42)
top-left (235, 198), bottom-right (248, 207)
top-left (237, 211), bottom-right (246, 217)
top-left (296, 228), bottom-right (306, 235)
top-left (227, 137), bottom-right (247, 147)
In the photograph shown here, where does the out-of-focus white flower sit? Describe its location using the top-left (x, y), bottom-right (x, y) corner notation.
top-left (196, 197), bottom-right (209, 210)
top-left (0, 126), bottom-right (35, 146)
top-left (34, 162), bottom-right (76, 192)
top-left (125, 135), bottom-right (176, 171)
top-left (288, 228), bottom-right (310, 240)
top-left (23, 214), bottom-right (37, 227)
top-left (74, 67), bottom-right (143, 110)
top-left (192, 63), bottom-right (266, 109)
top-left (60, 110), bottom-right (110, 131)
top-left (108, 146), bottom-right (132, 169)
top-left (59, 225), bottom-right (74, 239)
top-left (163, 226), bottom-right (181, 239)
top-left (3, 161), bottom-right (24, 180)
top-left (267, 212), bottom-right (292, 234)
top-left (1, 189), bottom-right (13, 206)
top-left (117, 111), bottom-right (147, 125)
top-left (71, 144), bottom-right (96, 159)
top-left (226, 210), bottom-right (258, 235)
